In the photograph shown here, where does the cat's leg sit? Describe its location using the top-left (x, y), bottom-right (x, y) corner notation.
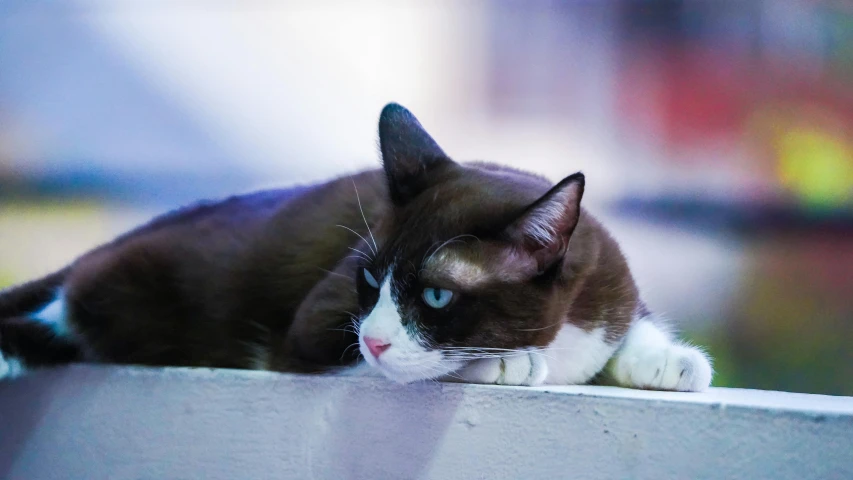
top-left (450, 323), bottom-right (619, 387)
top-left (0, 269), bottom-right (75, 379)
top-left (0, 317), bottom-right (81, 380)
top-left (607, 313), bottom-right (713, 392)
top-left (280, 256), bottom-right (362, 371)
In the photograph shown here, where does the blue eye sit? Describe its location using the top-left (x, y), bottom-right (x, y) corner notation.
top-left (363, 269), bottom-right (380, 288)
top-left (423, 288), bottom-right (454, 309)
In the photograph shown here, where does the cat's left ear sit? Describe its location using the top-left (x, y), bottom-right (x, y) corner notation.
top-left (379, 103), bottom-right (455, 205)
top-left (504, 172), bottom-right (585, 272)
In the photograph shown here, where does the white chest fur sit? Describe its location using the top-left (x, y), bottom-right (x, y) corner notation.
top-left (543, 324), bottom-right (617, 385)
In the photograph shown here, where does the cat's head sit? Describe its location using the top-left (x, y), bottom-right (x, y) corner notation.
top-left (356, 103), bottom-right (585, 383)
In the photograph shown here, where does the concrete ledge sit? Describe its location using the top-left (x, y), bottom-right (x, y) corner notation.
top-left (1, 366), bottom-right (851, 480)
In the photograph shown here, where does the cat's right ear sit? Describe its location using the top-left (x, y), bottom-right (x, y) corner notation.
top-left (503, 172), bottom-right (585, 274)
top-left (379, 103), bottom-right (454, 205)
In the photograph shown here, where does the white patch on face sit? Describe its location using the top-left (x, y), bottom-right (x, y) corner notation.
top-left (358, 274), bottom-right (462, 383)
top-left (0, 350), bottom-right (25, 381)
top-left (31, 289), bottom-right (70, 337)
top-left (543, 324), bottom-right (617, 385)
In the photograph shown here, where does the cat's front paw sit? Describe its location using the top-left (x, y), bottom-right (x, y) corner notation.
top-left (0, 352), bottom-right (8, 380)
top-left (455, 350), bottom-right (548, 386)
top-left (613, 344), bottom-right (712, 392)
top-left (0, 350), bottom-right (24, 381)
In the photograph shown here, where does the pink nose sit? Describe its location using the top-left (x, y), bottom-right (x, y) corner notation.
top-left (364, 337), bottom-right (391, 358)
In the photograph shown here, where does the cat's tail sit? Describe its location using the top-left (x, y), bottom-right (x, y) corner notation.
top-left (0, 269), bottom-right (80, 379)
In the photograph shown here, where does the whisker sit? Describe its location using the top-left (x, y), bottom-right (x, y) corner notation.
top-left (336, 225), bottom-right (374, 253)
top-left (443, 353), bottom-right (559, 363)
top-left (424, 366), bottom-right (461, 383)
top-left (422, 239), bottom-right (444, 262)
top-left (441, 346), bottom-right (506, 350)
top-left (327, 326), bottom-right (357, 334)
top-left (441, 346), bottom-right (541, 352)
top-left (348, 246), bottom-right (373, 260)
top-left (440, 346), bottom-right (559, 362)
top-left (515, 320), bottom-right (565, 332)
top-left (340, 341), bottom-right (361, 361)
top-left (441, 345), bottom-right (565, 352)
top-left (351, 179), bottom-right (379, 256)
top-left (429, 366), bottom-right (466, 383)
top-left (348, 315), bottom-right (362, 336)
top-left (423, 234), bottom-right (481, 267)
top-left (316, 267), bottom-right (352, 280)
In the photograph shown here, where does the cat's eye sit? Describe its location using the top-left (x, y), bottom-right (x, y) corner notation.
top-left (363, 268), bottom-right (380, 289)
top-left (423, 288), bottom-right (453, 309)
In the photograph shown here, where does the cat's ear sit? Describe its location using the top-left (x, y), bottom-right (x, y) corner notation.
top-left (379, 103), bottom-right (453, 205)
top-left (504, 172), bottom-right (585, 272)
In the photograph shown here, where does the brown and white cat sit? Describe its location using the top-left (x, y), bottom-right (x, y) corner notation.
top-left (0, 104), bottom-right (712, 390)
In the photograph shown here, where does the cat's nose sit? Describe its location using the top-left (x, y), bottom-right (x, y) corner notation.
top-left (364, 337), bottom-right (391, 358)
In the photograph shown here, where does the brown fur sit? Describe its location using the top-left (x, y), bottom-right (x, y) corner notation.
top-left (0, 104), bottom-right (640, 378)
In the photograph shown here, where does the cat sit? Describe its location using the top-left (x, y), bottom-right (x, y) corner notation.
top-left (0, 103), bottom-right (712, 390)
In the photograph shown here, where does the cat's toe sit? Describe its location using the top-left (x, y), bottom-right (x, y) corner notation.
top-left (0, 350), bottom-right (24, 381)
top-left (499, 351), bottom-right (548, 386)
top-left (456, 351), bottom-right (548, 386)
top-left (673, 347), bottom-right (713, 391)
top-left (617, 345), bottom-right (712, 392)
top-left (457, 357), bottom-right (503, 384)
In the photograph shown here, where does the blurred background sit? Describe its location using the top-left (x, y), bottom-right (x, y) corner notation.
top-left (1, 0), bottom-right (851, 395)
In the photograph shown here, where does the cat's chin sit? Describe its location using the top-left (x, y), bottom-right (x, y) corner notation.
top-left (367, 357), bottom-right (465, 384)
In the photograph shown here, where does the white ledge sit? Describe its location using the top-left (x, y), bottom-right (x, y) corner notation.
top-left (1, 365), bottom-right (852, 480)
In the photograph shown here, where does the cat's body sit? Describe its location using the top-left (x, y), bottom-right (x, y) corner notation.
top-left (0, 174), bottom-right (384, 372)
top-left (0, 104), bottom-right (712, 391)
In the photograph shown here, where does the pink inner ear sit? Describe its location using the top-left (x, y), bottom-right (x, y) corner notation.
top-left (504, 174), bottom-right (583, 254)
top-left (520, 194), bottom-right (571, 246)
top-left (519, 183), bottom-right (582, 249)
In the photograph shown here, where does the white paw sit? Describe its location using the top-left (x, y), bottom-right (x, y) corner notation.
top-left (0, 351), bottom-right (25, 381)
top-left (455, 350), bottom-right (548, 386)
top-left (614, 344), bottom-right (712, 392)
top-left (0, 352), bottom-right (8, 379)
